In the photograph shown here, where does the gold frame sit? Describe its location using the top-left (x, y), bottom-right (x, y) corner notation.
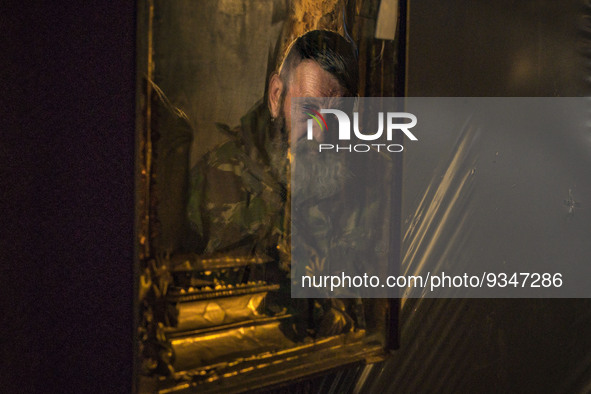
top-left (135, 1), bottom-right (402, 392)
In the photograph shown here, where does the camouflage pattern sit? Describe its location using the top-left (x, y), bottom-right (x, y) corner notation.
top-left (187, 99), bottom-right (395, 298)
top-left (290, 147), bottom-right (395, 298)
top-left (187, 100), bottom-right (289, 263)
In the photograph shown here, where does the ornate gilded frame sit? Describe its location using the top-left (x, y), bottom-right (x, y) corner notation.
top-left (135, 1), bottom-right (403, 392)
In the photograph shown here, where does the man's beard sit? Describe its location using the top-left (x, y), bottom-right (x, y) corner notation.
top-left (269, 104), bottom-right (350, 206)
top-left (291, 136), bottom-right (351, 206)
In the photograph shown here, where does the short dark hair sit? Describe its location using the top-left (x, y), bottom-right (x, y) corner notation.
top-left (279, 30), bottom-right (359, 97)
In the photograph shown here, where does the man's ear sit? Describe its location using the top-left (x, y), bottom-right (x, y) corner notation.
top-left (268, 73), bottom-right (284, 118)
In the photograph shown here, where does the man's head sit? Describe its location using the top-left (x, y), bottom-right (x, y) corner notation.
top-left (268, 30), bottom-right (358, 143)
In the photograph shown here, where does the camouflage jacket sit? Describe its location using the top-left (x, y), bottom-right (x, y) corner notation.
top-left (187, 100), bottom-right (394, 294)
top-left (187, 101), bottom-right (288, 261)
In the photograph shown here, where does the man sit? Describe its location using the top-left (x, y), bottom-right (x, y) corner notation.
top-left (187, 30), bottom-right (359, 265)
top-left (186, 30), bottom-right (392, 337)
top-left (186, 30), bottom-right (366, 336)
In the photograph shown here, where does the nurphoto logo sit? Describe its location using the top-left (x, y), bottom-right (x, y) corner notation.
top-left (307, 109), bottom-right (418, 153)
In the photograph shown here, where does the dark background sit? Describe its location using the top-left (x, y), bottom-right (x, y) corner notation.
top-left (2, 1), bottom-right (136, 392)
top-left (2, 0), bottom-right (591, 393)
top-left (368, 1), bottom-right (591, 392)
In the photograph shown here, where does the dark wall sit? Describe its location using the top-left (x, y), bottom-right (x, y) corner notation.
top-left (3, 1), bottom-right (136, 392)
top-left (406, 0), bottom-right (584, 97)
top-left (364, 1), bottom-right (591, 393)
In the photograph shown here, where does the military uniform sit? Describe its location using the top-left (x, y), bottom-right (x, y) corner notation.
top-left (187, 100), bottom-right (289, 263)
top-left (188, 100), bottom-right (394, 299)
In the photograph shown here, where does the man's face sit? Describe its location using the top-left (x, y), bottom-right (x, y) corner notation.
top-left (280, 60), bottom-right (347, 144)
top-left (269, 60), bottom-right (352, 203)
